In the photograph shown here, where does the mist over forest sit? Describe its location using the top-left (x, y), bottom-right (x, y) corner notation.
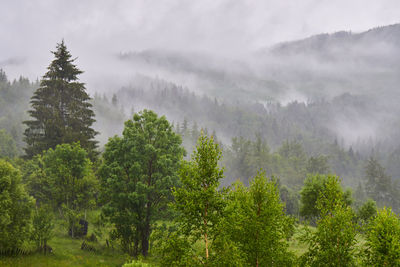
top-left (2, 1), bottom-right (400, 266)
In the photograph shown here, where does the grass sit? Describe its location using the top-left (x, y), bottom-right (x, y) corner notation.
top-left (0, 221), bottom-right (367, 266)
top-left (288, 224), bottom-right (310, 257)
top-left (0, 214), bottom-right (127, 267)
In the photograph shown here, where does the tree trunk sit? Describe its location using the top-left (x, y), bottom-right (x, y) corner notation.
top-left (141, 202), bottom-right (151, 256)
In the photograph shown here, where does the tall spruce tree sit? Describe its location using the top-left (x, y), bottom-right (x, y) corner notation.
top-left (24, 40), bottom-right (98, 158)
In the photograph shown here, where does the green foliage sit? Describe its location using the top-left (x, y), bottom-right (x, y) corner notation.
top-left (300, 175), bottom-right (357, 266)
top-left (223, 136), bottom-right (312, 188)
top-left (306, 155), bottom-right (330, 175)
top-left (31, 205), bottom-right (54, 253)
top-left (123, 259), bottom-right (155, 267)
top-left (151, 225), bottom-right (197, 267)
top-left (364, 157), bottom-right (394, 207)
top-left (0, 130), bottom-right (18, 158)
top-left (363, 207), bottom-right (400, 266)
top-left (215, 171), bottom-right (296, 266)
top-left (173, 133), bottom-right (224, 262)
top-left (27, 142), bottom-right (97, 237)
top-left (278, 140), bottom-right (307, 185)
top-left (224, 136), bottom-right (253, 182)
top-left (23, 40), bottom-right (98, 159)
top-left (280, 184), bottom-right (300, 216)
top-left (0, 214), bottom-right (127, 266)
top-left (0, 160), bottom-right (34, 252)
top-left (224, 135), bottom-right (271, 184)
top-left (357, 199), bottom-right (377, 226)
top-left (0, 70), bottom-right (38, 154)
top-left (300, 174), bottom-right (352, 222)
top-left (99, 110), bottom-right (184, 256)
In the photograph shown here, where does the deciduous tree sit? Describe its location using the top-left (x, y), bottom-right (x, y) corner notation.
top-left (216, 171), bottom-right (295, 266)
top-left (173, 133), bottom-right (224, 263)
top-left (27, 143), bottom-right (97, 237)
top-left (100, 110), bottom-right (184, 256)
top-left (364, 207), bottom-right (400, 266)
top-left (301, 175), bottom-right (357, 266)
top-left (0, 160), bottom-right (34, 252)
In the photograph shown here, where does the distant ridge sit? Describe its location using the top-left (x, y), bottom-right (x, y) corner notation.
top-left (269, 23), bottom-right (400, 55)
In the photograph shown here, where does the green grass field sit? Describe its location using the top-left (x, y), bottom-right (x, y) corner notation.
top-left (1, 223), bottom-right (354, 266)
top-left (0, 215), bottom-right (127, 267)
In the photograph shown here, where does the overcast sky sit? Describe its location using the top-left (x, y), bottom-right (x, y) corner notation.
top-left (1, 0), bottom-right (399, 82)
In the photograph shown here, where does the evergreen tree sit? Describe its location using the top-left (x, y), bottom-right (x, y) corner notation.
top-left (0, 129), bottom-right (18, 158)
top-left (364, 157), bottom-right (392, 207)
top-left (24, 40), bottom-right (98, 159)
top-left (306, 155), bottom-right (330, 175)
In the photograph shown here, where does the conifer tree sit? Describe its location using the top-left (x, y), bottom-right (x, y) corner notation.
top-left (24, 40), bottom-right (98, 159)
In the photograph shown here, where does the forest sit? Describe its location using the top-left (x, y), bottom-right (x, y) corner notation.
top-left (3, 1), bottom-right (400, 265)
top-left (1, 34), bottom-right (400, 267)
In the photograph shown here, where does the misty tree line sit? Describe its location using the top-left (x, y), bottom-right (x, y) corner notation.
top-left (3, 66), bottom-right (400, 188)
top-left (2, 41), bottom-right (400, 266)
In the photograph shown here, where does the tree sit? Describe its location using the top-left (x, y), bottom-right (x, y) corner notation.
top-left (300, 174), bottom-right (352, 222)
top-left (364, 157), bottom-right (392, 207)
top-left (111, 93), bottom-right (118, 106)
top-left (280, 184), bottom-right (300, 216)
top-left (173, 133), bottom-right (224, 263)
top-left (364, 207), bottom-right (400, 266)
top-left (301, 175), bottom-right (357, 266)
top-left (306, 155), bottom-right (330, 175)
top-left (356, 199), bottom-right (377, 227)
top-left (24, 40), bottom-right (98, 159)
top-left (151, 224), bottom-right (197, 267)
top-left (245, 134), bottom-right (271, 181)
top-left (31, 204), bottom-right (54, 253)
top-left (99, 110), bottom-right (184, 257)
top-left (0, 160), bottom-right (34, 252)
top-left (217, 171), bottom-right (295, 266)
top-left (0, 129), bottom-right (18, 158)
top-left (27, 142), bottom-right (97, 237)
top-left (224, 136), bottom-right (252, 182)
top-left (278, 140), bottom-right (307, 186)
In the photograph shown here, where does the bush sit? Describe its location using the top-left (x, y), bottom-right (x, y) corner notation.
top-left (0, 160), bottom-right (34, 253)
top-left (300, 175), bottom-right (357, 266)
top-left (31, 204), bottom-right (54, 253)
top-left (123, 259), bottom-right (155, 267)
top-left (364, 207), bottom-right (400, 266)
top-left (357, 199), bottom-right (377, 229)
top-left (150, 225), bottom-right (197, 267)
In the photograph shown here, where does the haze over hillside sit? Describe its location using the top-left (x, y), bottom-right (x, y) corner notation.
top-left (109, 24), bottom-right (399, 148)
top-left (1, 0), bottom-right (400, 186)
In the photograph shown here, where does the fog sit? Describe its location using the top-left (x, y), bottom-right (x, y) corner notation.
top-left (1, 0), bottom-right (400, 149)
top-left (1, 0), bottom-right (399, 81)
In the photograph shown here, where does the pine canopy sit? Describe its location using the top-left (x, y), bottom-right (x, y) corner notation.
top-left (24, 40), bottom-right (98, 158)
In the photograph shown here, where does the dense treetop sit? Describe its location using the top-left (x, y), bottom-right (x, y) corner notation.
top-left (23, 41), bottom-right (97, 159)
